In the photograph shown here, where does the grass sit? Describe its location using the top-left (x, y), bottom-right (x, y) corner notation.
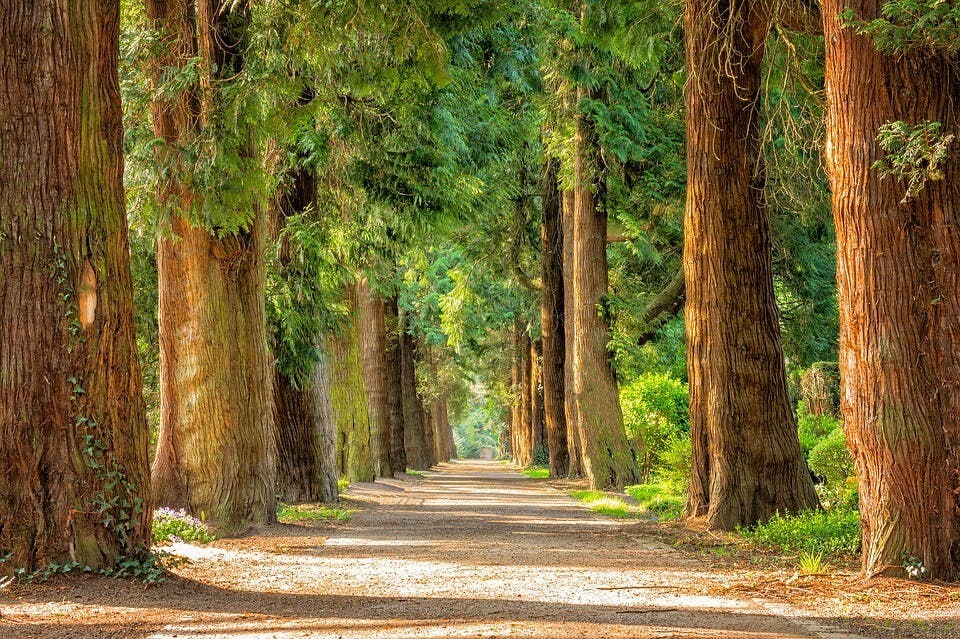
top-left (739, 507), bottom-right (861, 557)
top-left (569, 490), bottom-right (640, 519)
top-left (521, 466), bottom-right (549, 479)
top-left (276, 503), bottom-right (354, 524)
top-left (624, 482), bottom-right (685, 520)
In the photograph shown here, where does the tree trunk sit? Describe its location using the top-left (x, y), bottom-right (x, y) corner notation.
top-left (822, 0), bottom-right (960, 579)
top-left (328, 286), bottom-right (374, 483)
top-left (682, 0), bottom-right (818, 530)
top-left (384, 297), bottom-right (406, 475)
top-left (571, 89), bottom-right (640, 490)
top-left (401, 325), bottom-right (433, 469)
top-left (0, 0), bottom-right (151, 571)
top-left (358, 280), bottom-right (393, 478)
top-left (541, 157), bottom-right (570, 477)
top-left (274, 345), bottom-right (339, 504)
top-left (561, 188), bottom-right (584, 478)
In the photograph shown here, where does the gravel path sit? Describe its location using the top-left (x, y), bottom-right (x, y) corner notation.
top-left (1, 459), bottom-right (856, 638)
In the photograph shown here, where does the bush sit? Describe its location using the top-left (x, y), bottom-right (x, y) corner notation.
top-left (152, 508), bottom-right (214, 544)
top-left (740, 508), bottom-right (861, 557)
top-left (620, 373), bottom-right (688, 480)
top-left (809, 426), bottom-right (856, 506)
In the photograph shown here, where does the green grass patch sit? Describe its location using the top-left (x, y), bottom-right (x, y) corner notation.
top-left (569, 490), bottom-right (640, 519)
top-left (625, 482), bottom-right (685, 520)
top-left (152, 508), bottom-right (214, 544)
top-left (277, 503), bottom-right (353, 524)
top-left (521, 466), bottom-right (549, 479)
top-left (740, 508), bottom-right (861, 557)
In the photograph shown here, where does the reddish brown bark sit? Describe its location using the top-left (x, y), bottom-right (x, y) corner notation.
top-left (571, 89), bottom-right (640, 490)
top-left (148, 0), bottom-right (276, 536)
top-left (0, 0), bottom-right (151, 570)
top-left (822, 0), bottom-right (960, 579)
top-left (358, 280), bottom-right (393, 478)
top-left (683, 0), bottom-right (818, 530)
top-left (541, 157), bottom-right (570, 477)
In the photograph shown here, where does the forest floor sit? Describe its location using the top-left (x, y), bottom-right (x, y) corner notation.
top-left (1, 460), bottom-right (957, 639)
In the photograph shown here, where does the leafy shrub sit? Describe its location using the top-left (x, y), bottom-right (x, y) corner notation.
top-left (625, 482), bottom-right (685, 520)
top-left (620, 373), bottom-right (688, 480)
top-left (741, 508), bottom-right (861, 557)
top-left (152, 508), bottom-right (214, 544)
top-left (809, 426), bottom-right (856, 506)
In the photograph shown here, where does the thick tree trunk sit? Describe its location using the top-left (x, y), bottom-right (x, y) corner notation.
top-left (572, 90), bottom-right (640, 490)
top-left (328, 287), bottom-right (374, 483)
top-left (683, 0), bottom-right (818, 530)
top-left (822, 0), bottom-right (960, 579)
top-left (274, 345), bottom-right (339, 504)
top-left (561, 188), bottom-right (584, 478)
top-left (358, 280), bottom-right (393, 478)
top-left (541, 157), bottom-right (570, 477)
top-left (401, 326), bottom-right (433, 469)
top-left (384, 297), bottom-right (406, 475)
top-left (0, 0), bottom-right (151, 571)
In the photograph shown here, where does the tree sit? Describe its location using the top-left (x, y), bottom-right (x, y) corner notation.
top-left (682, 0), bottom-right (818, 529)
top-left (541, 156), bottom-right (570, 477)
top-left (822, 0), bottom-right (960, 579)
top-left (571, 84), bottom-right (641, 489)
top-left (0, 0), bottom-right (152, 571)
top-left (148, 0), bottom-right (277, 535)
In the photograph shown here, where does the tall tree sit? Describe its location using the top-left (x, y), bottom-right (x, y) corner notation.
top-left (571, 85), bottom-right (641, 489)
top-left (683, 0), bottom-right (818, 529)
top-left (541, 157), bottom-right (570, 477)
top-left (0, 0), bottom-right (151, 570)
top-left (148, 0), bottom-right (276, 536)
top-left (822, 0), bottom-right (960, 579)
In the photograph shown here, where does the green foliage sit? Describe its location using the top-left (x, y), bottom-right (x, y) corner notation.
top-left (809, 427), bottom-right (857, 507)
top-left (521, 466), bottom-right (549, 479)
top-left (873, 120), bottom-right (955, 203)
top-left (741, 508), bottom-right (862, 557)
top-left (620, 373), bottom-right (688, 480)
top-left (152, 508), bottom-right (214, 544)
top-left (844, 1), bottom-right (960, 55)
top-left (625, 482), bottom-right (684, 520)
top-left (276, 503), bottom-right (353, 523)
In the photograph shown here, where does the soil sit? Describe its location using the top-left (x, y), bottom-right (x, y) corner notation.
top-left (1, 460), bottom-right (957, 638)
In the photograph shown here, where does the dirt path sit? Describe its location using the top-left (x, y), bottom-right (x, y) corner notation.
top-left (1, 460), bottom-right (860, 638)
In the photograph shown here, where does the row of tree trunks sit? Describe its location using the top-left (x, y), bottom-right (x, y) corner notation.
top-left (822, 0), bottom-right (960, 580)
top-left (0, 0), bottom-right (151, 571)
top-left (541, 157), bottom-right (570, 478)
top-left (149, 0), bottom-right (277, 536)
top-left (681, 0), bottom-right (817, 530)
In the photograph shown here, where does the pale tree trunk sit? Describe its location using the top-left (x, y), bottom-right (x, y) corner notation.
top-left (384, 297), bottom-right (406, 475)
top-left (541, 157), bottom-right (570, 477)
top-left (329, 286), bottom-right (374, 483)
top-left (572, 88), bottom-right (640, 490)
top-left (822, 0), bottom-right (960, 579)
top-left (274, 344), bottom-right (339, 503)
top-left (358, 280), bottom-right (393, 478)
top-left (0, 0), bottom-right (151, 570)
top-left (683, 0), bottom-right (817, 530)
top-left (562, 188), bottom-right (584, 477)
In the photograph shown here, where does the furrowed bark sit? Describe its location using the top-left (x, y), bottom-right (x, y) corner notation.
top-left (683, 0), bottom-right (817, 530)
top-left (0, 0), bottom-right (151, 570)
top-left (822, 0), bottom-right (960, 579)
